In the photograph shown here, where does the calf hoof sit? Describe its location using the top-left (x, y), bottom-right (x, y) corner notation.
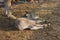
top-left (43, 23), bottom-right (51, 29)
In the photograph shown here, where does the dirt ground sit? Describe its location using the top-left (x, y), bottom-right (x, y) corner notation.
top-left (0, 0), bottom-right (60, 40)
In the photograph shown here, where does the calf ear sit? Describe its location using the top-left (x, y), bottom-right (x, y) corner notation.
top-left (24, 28), bottom-right (31, 30)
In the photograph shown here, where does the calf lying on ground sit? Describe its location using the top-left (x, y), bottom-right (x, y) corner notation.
top-left (7, 12), bottom-right (49, 30)
top-left (15, 18), bottom-right (48, 30)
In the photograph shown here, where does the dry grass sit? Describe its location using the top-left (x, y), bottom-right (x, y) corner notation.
top-left (0, 0), bottom-right (60, 40)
